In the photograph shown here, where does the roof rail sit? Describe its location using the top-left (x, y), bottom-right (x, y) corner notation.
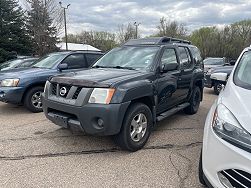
top-left (124, 37), bottom-right (191, 46)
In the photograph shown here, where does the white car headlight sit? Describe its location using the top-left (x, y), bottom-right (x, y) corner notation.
top-left (88, 88), bottom-right (115, 104)
top-left (212, 103), bottom-right (251, 152)
top-left (0, 79), bottom-right (20, 87)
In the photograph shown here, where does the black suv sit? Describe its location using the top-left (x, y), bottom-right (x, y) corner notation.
top-left (42, 37), bottom-right (204, 151)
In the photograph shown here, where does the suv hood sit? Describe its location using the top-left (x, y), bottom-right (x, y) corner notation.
top-left (222, 81), bottom-right (251, 133)
top-left (0, 67), bottom-right (55, 80)
top-left (50, 68), bottom-right (148, 87)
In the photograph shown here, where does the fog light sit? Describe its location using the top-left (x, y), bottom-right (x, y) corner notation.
top-left (218, 172), bottom-right (233, 188)
top-left (97, 118), bottom-right (104, 128)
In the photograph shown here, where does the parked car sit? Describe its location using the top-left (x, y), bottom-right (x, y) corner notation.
top-left (203, 57), bottom-right (227, 73)
top-left (204, 64), bottom-right (235, 94)
top-left (199, 46), bottom-right (251, 187)
top-left (0, 51), bottom-right (103, 112)
top-left (42, 37), bottom-right (204, 151)
top-left (0, 57), bottom-right (38, 71)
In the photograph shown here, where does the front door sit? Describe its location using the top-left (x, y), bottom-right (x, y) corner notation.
top-left (156, 47), bottom-right (181, 114)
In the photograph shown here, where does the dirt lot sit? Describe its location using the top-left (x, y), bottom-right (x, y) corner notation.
top-left (0, 89), bottom-right (216, 188)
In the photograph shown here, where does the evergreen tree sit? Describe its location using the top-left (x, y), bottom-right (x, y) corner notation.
top-left (0, 0), bottom-right (32, 63)
top-left (27, 0), bottom-right (58, 56)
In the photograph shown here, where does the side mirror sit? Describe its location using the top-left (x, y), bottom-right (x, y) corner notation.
top-left (161, 62), bottom-right (178, 72)
top-left (229, 60), bottom-right (236, 66)
top-left (210, 72), bottom-right (228, 82)
top-left (58, 63), bottom-right (68, 71)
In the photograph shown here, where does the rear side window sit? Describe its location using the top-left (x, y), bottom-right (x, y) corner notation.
top-left (178, 47), bottom-right (192, 70)
top-left (62, 54), bottom-right (87, 69)
top-left (85, 53), bottom-right (102, 66)
top-left (190, 47), bottom-right (203, 66)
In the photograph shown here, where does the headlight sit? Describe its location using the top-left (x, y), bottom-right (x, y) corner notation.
top-left (212, 103), bottom-right (251, 152)
top-left (0, 79), bottom-right (19, 87)
top-left (88, 88), bottom-right (115, 104)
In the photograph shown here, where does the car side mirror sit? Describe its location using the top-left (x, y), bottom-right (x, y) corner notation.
top-left (58, 63), bottom-right (68, 71)
top-left (210, 72), bottom-right (228, 82)
top-left (161, 62), bottom-right (178, 72)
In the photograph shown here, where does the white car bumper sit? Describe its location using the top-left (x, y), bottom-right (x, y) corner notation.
top-left (202, 103), bottom-right (251, 188)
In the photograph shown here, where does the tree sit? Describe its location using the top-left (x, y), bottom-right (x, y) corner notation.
top-left (64, 31), bottom-right (118, 52)
top-left (0, 0), bottom-right (32, 62)
top-left (155, 17), bottom-right (187, 38)
top-left (117, 23), bottom-right (136, 44)
top-left (26, 0), bottom-right (59, 56)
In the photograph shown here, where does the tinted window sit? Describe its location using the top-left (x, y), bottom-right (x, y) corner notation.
top-left (161, 48), bottom-right (178, 66)
top-left (85, 54), bottom-right (102, 66)
top-left (190, 47), bottom-right (202, 66)
top-left (234, 51), bottom-right (251, 90)
top-left (62, 54), bottom-right (86, 69)
top-left (179, 47), bottom-right (192, 70)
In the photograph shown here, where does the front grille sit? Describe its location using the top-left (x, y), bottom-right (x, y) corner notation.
top-left (72, 87), bottom-right (82, 99)
top-left (219, 169), bottom-right (251, 188)
top-left (51, 83), bottom-right (57, 95)
top-left (50, 83), bottom-right (83, 100)
top-left (58, 84), bottom-right (71, 98)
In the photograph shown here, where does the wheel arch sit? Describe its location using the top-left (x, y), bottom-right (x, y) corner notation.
top-left (21, 82), bottom-right (46, 103)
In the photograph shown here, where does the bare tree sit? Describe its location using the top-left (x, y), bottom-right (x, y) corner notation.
top-left (156, 17), bottom-right (187, 38)
top-left (117, 23), bottom-right (136, 44)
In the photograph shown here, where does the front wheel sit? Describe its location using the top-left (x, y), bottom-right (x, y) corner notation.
top-left (113, 103), bottom-right (153, 151)
top-left (214, 82), bottom-right (224, 95)
top-left (24, 86), bottom-right (44, 113)
top-left (184, 86), bottom-right (201, 115)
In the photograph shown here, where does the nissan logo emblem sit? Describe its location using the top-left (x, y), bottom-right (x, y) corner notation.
top-left (59, 87), bottom-right (67, 97)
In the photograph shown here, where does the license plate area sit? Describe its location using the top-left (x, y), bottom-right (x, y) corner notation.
top-left (48, 112), bottom-right (70, 128)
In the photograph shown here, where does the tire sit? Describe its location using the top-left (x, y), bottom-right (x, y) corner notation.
top-left (24, 86), bottom-right (44, 113)
top-left (199, 150), bottom-right (206, 185)
top-left (214, 82), bottom-right (224, 95)
top-left (113, 103), bottom-right (153, 151)
top-left (184, 86), bottom-right (201, 115)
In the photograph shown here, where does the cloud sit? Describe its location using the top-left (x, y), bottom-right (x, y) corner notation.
top-left (56, 0), bottom-right (251, 35)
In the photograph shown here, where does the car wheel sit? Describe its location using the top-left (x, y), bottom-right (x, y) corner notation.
top-left (199, 150), bottom-right (206, 185)
top-left (184, 86), bottom-right (201, 115)
top-left (113, 103), bottom-right (153, 151)
top-left (214, 82), bottom-right (224, 95)
top-left (24, 86), bottom-right (44, 113)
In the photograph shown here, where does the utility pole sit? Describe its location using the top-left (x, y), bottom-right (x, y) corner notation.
top-left (59, 2), bottom-right (70, 51)
top-left (134, 22), bottom-right (140, 39)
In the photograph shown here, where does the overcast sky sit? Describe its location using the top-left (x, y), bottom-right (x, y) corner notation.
top-left (25, 0), bottom-right (251, 36)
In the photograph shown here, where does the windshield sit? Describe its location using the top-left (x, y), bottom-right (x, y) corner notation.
top-left (0, 59), bottom-right (23, 70)
top-left (18, 59), bottom-right (37, 68)
top-left (234, 51), bottom-right (251, 90)
top-left (93, 46), bottom-right (159, 71)
top-left (204, 58), bottom-right (224, 65)
top-left (32, 54), bottom-right (63, 69)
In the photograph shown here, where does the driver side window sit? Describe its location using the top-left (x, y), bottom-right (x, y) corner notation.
top-left (161, 48), bottom-right (178, 66)
top-left (62, 54), bottom-right (87, 69)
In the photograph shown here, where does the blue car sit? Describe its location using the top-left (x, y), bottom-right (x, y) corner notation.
top-left (0, 51), bottom-right (103, 112)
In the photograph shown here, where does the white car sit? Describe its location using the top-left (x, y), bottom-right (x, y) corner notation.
top-left (199, 46), bottom-right (251, 188)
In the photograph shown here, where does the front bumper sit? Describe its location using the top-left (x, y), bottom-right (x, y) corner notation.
top-left (202, 104), bottom-right (251, 188)
top-left (42, 96), bottom-right (130, 136)
top-left (0, 87), bottom-right (25, 104)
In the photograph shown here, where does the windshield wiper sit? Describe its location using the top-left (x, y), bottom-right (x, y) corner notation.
top-left (110, 66), bottom-right (136, 70)
top-left (92, 65), bottom-right (135, 70)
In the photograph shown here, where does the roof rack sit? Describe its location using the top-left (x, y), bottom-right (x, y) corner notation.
top-left (124, 37), bottom-right (191, 46)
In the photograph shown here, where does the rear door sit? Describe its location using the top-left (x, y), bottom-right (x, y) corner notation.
top-left (178, 46), bottom-right (194, 100)
top-left (156, 47), bottom-right (181, 113)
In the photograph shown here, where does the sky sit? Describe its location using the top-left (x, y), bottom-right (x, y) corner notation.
top-left (22, 0), bottom-right (251, 36)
